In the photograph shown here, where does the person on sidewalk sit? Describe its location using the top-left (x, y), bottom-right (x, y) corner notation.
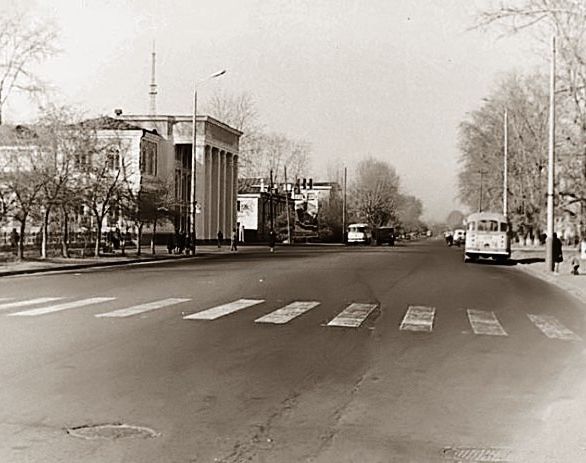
top-left (570, 255), bottom-right (580, 275)
top-left (553, 232), bottom-right (563, 273)
top-left (230, 228), bottom-right (238, 252)
top-left (9, 228), bottom-right (19, 256)
top-left (217, 230), bottom-right (223, 248)
top-left (268, 229), bottom-right (276, 253)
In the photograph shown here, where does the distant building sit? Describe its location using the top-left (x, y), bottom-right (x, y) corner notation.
top-left (237, 178), bottom-right (293, 242)
top-left (0, 113), bottom-right (242, 246)
top-left (114, 113), bottom-right (242, 242)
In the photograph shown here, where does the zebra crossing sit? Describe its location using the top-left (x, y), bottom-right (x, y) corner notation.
top-left (0, 295), bottom-right (582, 341)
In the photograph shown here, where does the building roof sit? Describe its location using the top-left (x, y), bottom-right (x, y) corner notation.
top-left (79, 116), bottom-right (158, 134)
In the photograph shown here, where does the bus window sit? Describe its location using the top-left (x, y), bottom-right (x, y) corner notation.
top-left (467, 221), bottom-right (476, 231)
top-left (478, 220), bottom-right (498, 232)
top-left (499, 222), bottom-right (508, 232)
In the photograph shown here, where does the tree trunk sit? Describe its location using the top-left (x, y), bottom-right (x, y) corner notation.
top-left (94, 215), bottom-right (103, 257)
top-left (136, 223), bottom-right (143, 256)
top-left (41, 206), bottom-right (51, 259)
top-left (151, 218), bottom-right (157, 255)
top-left (61, 208), bottom-right (69, 258)
top-left (18, 219), bottom-right (26, 261)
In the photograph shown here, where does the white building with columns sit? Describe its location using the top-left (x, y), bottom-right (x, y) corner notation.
top-left (117, 113), bottom-right (242, 242)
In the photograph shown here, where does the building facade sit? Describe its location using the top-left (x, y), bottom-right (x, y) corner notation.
top-left (118, 114), bottom-right (241, 242)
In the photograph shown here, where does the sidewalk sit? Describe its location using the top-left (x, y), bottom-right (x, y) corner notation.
top-left (512, 245), bottom-right (586, 303)
top-left (0, 244), bottom-right (253, 277)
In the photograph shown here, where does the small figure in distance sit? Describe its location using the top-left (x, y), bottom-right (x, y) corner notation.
top-left (230, 228), bottom-right (238, 252)
top-left (268, 229), bottom-right (276, 253)
top-left (552, 232), bottom-right (563, 273)
top-left (570, 254), bottom-right (580, 275)
top-left (217, 230), bottom-right (223, 248)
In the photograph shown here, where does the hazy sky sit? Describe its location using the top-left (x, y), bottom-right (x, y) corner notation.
top-left (4, 0), bottom-right (542, 221)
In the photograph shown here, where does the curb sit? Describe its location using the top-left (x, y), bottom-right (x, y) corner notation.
top-left (514, 264), bottom-right (586, 304)
top-left (0, 253), bottom-right (199, 277)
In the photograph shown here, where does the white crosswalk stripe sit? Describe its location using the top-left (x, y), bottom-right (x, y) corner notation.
top-left (467, 309), bottom-right (508, 336)
top-left (183, 299), bottom-right (265, 320)
top-left (326, 303), bottom-right (378, 328)
top-left (528, 314), bottom-right (582, 341)
top-left (8, 297), bottom-right (116, 317)
top-left (255, 301), bottom-right (320, 324)
top-left (95, 298), bottom-right (191, 318)
top-left (0, 297), bottom-right (64, 311)
top-left (400, 306), bottom-right (435, 332)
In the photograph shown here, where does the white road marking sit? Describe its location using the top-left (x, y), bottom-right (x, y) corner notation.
top-left (528, 314), bottom-right (582, 341)
top-left (8, 297), bottom-right (116, 317)
top-left (400, 306), bottom-right (435, 332)
top-left (255, 301), bottom-right (320, 324)
top-left (183, 299), bottom-right (265, 320)
top-left (0, 297), bottom-right (64, 311)
top-left (326, 303), bottom-right (378, 328)
top-left (467, 309), bottom-right (508, 336)
top-left (95, 298), bottom-right (191, 318)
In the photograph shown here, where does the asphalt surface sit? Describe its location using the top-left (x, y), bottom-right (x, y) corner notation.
top-left (0, 240), bottom-right (585, 462)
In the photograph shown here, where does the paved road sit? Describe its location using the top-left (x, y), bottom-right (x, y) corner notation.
top-left (0, 241), bottom-right (585, 462)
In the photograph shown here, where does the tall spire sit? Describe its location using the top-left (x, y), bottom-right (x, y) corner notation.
top-left (149, 40), bottom-right (157, 115)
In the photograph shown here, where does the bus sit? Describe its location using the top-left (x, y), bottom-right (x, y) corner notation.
top-left (464, 212), bottom-right (510, 262)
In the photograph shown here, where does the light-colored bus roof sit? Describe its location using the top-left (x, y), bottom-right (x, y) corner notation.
top-left (348, 223), bottom-right (370, 228)
top-left (466, 212), bottom-right (508, 222)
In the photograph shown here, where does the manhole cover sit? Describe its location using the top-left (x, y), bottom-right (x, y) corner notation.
top-left (67, 423), bottom-right (159, 440)
top-left (443, 447), bottom-right (512, 462)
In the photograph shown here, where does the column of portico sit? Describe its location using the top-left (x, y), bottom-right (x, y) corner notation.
top-left (203, 145), bottom-right (212, 239)
top-left (232, 154), bottom-right (240, 235)
top-left (210, 147), bottom-right (219, 238)
top-left (226, 153), bottom-right (234, 233)
top-left (218, 151), bottom-right (226, 236)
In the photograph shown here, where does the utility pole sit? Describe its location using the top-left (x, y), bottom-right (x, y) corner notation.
top-left (342, 167), bottom-right (347, 243)
top-left (269, 169), bottom-right (274, 233)
top-left (284, 166), bottom-right (292, 244)
top-left (503, 109), bottom-right (508, 217)
top-left (546, 35), bottom-right (556, 272)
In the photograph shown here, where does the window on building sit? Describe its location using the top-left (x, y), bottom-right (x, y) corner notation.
top-left (140, 140), bottom-right (158, 176)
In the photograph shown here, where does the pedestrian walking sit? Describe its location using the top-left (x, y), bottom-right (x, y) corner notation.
top-left (268, 229), bottom-right (276, 253)
top-left (9, 228), bottom-right (19, 256)
top-left (570, 255), bottom-right (580, 275)
top-left (230, 228), bottom-right (238, 251)
top-left (178, 231), bottom-right (186, 254)
top-left (167, 233), bottom-right (175, 254)
top-left (217, 230), bottom-right (223, 248)
top-left (553, 232), bottom-right (563, 273)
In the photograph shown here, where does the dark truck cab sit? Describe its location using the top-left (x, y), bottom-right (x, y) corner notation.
top-left (374, 227), bottom-right (395, 246)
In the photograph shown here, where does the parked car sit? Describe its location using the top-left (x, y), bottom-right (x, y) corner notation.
top-left (347, 223), bottom-right (372, 245)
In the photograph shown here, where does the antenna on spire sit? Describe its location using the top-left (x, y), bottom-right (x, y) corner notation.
top-left (149, 40), bottom-right (158, 115)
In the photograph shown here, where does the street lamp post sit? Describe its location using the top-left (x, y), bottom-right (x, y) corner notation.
top-left (545, 36), bottom-right (556, 272)
top-left (190, 69), bottom-right (226, 254)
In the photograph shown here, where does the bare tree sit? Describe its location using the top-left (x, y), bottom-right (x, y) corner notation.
top-left (458, 72), bottom-right (549, 238)
top-left (0, 13), bottom-right (58, 125)
top-left (75, 123), bottom-right (127, 257)
top-left (350, 158), bottom-right (401, 227)
top-left (0, 125), bottom-right (46, 259)
top-left (205, 91), bottom-right (310, 180)
top-left (474, 0), bottom-right (586, 236)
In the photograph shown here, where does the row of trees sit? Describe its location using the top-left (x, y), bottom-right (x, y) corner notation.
top-left (459, 0), bottom-right (586, 240)
top-left (206, 91), bottom-right (310, 184)
top-left (0, 107), bottom-right (176, 259)
top-left (317, 158), bottom-right (426, 241)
